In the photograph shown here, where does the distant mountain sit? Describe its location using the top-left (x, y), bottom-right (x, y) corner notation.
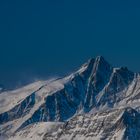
top-left (1, 56), bottom-right (140, 140)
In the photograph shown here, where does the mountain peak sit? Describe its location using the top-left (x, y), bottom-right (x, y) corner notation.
top-left (95, 55), bottom-right (105, 61)
top-left (89, 56), bottom-right (113, 91)
top-left (79, 56), bottom-right (108, 74)
top-left (94, 56), bottom-right (111, 71)
top-left (2, 56), bottom-right (140, 140)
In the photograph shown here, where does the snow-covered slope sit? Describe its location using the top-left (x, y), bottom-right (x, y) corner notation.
top-left (9, 122), bottom-right (64, 140)
top-left (1, 56), bottom-right (140, 140)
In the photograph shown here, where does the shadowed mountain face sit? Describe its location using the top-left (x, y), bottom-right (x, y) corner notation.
top-left (1, 56), bottom-right (140, 140)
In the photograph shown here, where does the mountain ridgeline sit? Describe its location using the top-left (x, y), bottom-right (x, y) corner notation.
top-left (1, 56), bottom-right (140, 140)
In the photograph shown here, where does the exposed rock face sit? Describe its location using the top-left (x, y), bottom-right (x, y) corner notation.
top-left (1, 56), bottom-right (140, 140)
top-left (43, 107), bottom-right (140, 140)
top-left (0, 93), bottom-right (35, 125)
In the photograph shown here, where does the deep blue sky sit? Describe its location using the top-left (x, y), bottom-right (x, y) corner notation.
top-left (0, 0), bottom-right (140, 89)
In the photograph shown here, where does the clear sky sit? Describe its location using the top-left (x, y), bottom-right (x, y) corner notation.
top-left (0, 0), bottom-right (140, 89)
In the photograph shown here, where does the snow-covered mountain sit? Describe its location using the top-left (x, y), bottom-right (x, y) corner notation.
top-left (1, 56), bottom-right (140, 140)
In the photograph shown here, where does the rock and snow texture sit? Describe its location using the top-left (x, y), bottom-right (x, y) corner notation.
top-left (9, 122), bottom-right (64, 140)
top-left (1, 56), bottom-right (140, 140)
